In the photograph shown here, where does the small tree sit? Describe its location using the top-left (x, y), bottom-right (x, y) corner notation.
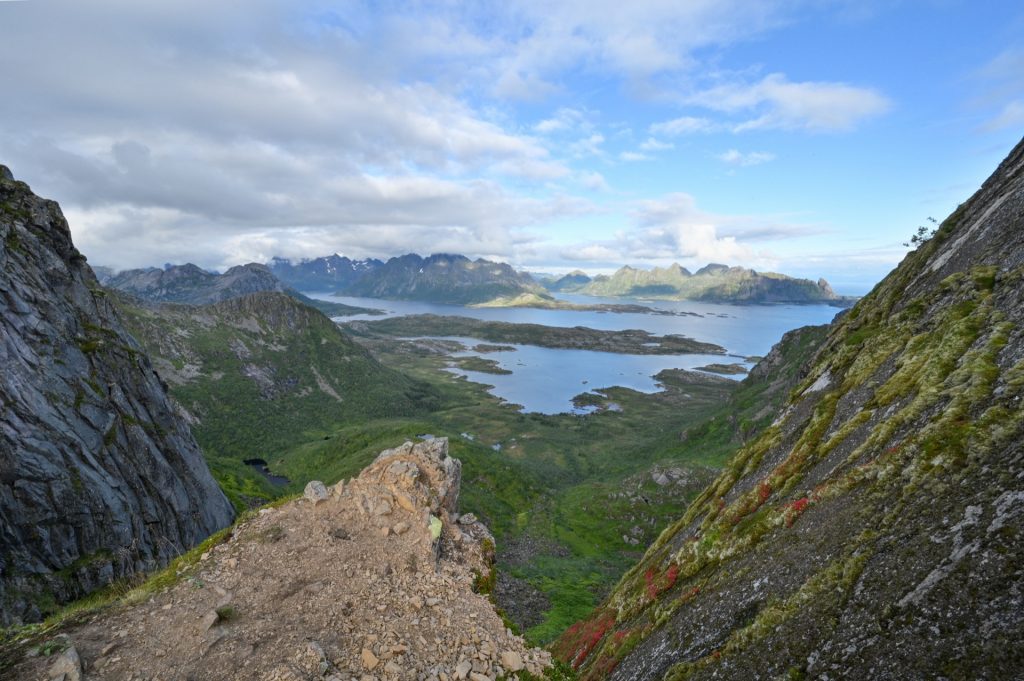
top-left (904, 216), bottom-right (938, 247)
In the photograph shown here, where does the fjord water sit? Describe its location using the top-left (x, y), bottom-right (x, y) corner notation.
top-left (310, 292), bottom-right (841, 413)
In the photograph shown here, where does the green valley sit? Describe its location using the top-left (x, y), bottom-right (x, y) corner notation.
top-left (113, 285), bottom-right (828, 645)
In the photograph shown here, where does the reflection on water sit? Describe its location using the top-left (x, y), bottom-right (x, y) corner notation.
top-left (307, 291), bottom-right (841, 414)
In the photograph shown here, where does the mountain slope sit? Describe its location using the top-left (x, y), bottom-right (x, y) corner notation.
top-left (342, 253), bottom-right (545, 304)
top-left (112, 291), bottom-right (440, 506)
top-left (0, 165), bottom-right (233, 625)
top-left (106, 262), bottom-right (377, 317)
top-left (565, 263), bottom-right (849, 305)
top-left (556, 139), bottom-right (1024, 679)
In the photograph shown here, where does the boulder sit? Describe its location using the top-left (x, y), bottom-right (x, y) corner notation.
top-left (304, 481), bottom-right (330, 504)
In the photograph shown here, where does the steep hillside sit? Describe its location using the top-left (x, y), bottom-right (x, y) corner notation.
top-left (568, 263), bottom-right (850, 305)
top-left (557, 139), bottom-right (1024, 679)
top-left (342, 253), bottom-right (545, 304)
top-left (112, 291), bottom-right (440, 506)
top-left (0, 165), bottom-right (234, 625)
top-left (268, 253), bottom-right (382, 291)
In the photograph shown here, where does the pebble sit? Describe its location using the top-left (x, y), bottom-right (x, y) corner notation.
top-left (361, 647), bottom-right (380, 670)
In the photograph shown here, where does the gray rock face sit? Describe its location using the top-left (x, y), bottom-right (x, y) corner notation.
top-left (0, 166), bottom-right (234, 625)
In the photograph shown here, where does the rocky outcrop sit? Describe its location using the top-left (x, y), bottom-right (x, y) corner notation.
top-left (0, 166), bottom-right (234, 625)
top-left (7, 438), bottom-right (552, 680)
top-left (558, 138), bottom-right (1024, 679)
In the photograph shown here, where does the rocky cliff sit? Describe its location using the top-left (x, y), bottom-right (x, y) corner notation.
top-left (556, 139), bottom-right (1024, 679)
top-left (7, 438), bottom-right (553, 681)
top-left (0, 166), bottom-right (234, 625)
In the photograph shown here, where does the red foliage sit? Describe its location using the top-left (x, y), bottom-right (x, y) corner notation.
top-left (645, 563), bottom-right (681, 601)
top-left (552, 610), bottom-right (617, 669)
top-left (784, 497), bottom-right (811, 527)
top-left (757, 481), bottom-right (772, 504)
top-left (664, 564), bottom-right (680, 591)
top-left (644, 568), bottom-right (658, 600)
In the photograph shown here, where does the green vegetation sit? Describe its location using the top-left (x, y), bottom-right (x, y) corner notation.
top-left (108, 289), bottom-right (821, 647)
top-left (113, 292), bottom-right (442, 509)
top-left (350, 314), bottom-right (726, 355)
top-left (472, 292), bottom-right (679, 315)
top-left (452, 355), bottom-right (513, 374)
top-left (692, 363), bottom-right (747, 375)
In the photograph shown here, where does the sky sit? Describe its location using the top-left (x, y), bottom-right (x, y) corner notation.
top-left (0, 1), bottom-right (1021, 294)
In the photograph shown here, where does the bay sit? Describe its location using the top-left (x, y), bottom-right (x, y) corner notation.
top-left (307, 291), bottom-right (842, 414)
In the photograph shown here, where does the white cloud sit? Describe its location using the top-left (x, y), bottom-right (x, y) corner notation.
top-left (717, 149), bottom-right (776, 166)
top-left (486, 0), bottom-right (791, 97)
top-left (534, 108), bottom-right (589, 134)
top-left (981, 100), bottom-right (1024, 132)
top-left (569, 133), bottom-right (606, 157)
top-left (649, 116), bottom-right (718, 136)
top-left (0, 0), bottom-right (594, 269)
top-left (688, 73), bottom-right (890, 132)
top-left (619, 151), bottom-right (651, 162)
top-left (561, 193), bottom-right (796, 267)
top-left (974, 49), bottom-right (1024, 132)
top-left (578, 170), bottom-right (611, 192)
top-left (639, 137), bottom-right (674, 151)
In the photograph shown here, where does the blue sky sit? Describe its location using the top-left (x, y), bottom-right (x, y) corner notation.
top-left (0, 1), bottom-right (1021, 293)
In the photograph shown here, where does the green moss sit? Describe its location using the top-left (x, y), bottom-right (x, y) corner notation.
top-left (77, 339), bottom-right (101, 354)
top-left (4, 227), bottom-right (21, 253)
top-left (102, 420), bottom-right (118, 447)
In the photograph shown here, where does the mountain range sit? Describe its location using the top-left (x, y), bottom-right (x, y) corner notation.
top-left (544, 263), bottom-right (852, 306)
top-left (267, 253), bottom-right (852, 306)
